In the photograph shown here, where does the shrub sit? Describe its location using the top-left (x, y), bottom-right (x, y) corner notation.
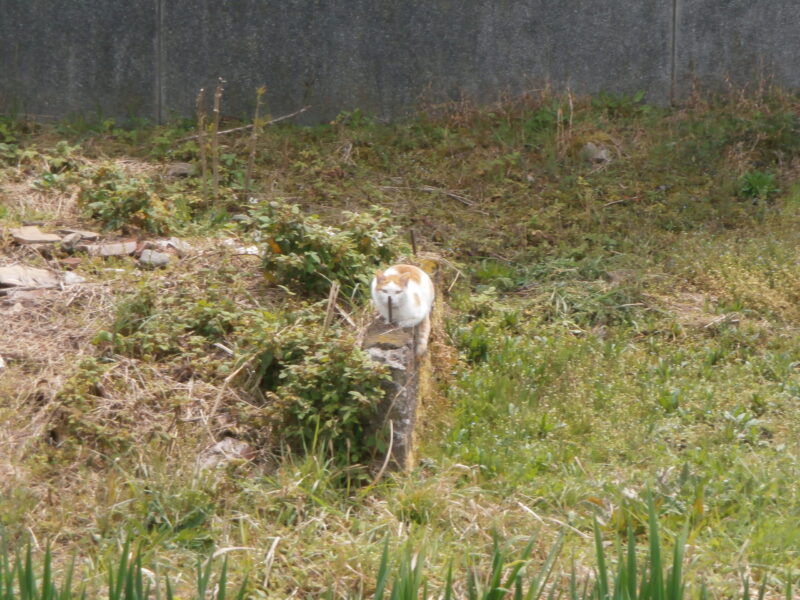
top-left (247, 201), bottom-right (402, 298)
top-left (96, 276), bottom-right (389, 466)
top-left (262, 329), bottom-right (390, 463)
top-left (78, 163), bottom-right (172, 233)
top-left (739, 170), bottom-right (779, 203)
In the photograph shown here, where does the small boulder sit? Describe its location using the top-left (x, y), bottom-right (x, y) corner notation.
top-left (77, 240), bottom-right (138, 257)
top-left (0, 265), bottom-right (60, 288)
top-left (10, 226), bottom-right (62, 245)
top-left (165, 162), bottom-right (195, 178)
top-left (197, 438), bottom-right (255, 470)
top-left (138, 249), bottom-right (170, 268)
top-left (579, 142), bottom-right (612, 165)
top-left (58, 228), bottom-right (101, 241)
top-left (60, 232), bottom-right (84, 250)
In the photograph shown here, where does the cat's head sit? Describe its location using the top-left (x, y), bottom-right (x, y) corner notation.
top-left (374, 269), bottom-right (410, 299)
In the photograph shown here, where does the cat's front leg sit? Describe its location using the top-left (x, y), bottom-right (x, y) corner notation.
top-left (415, 314), bottom-right (431, 356)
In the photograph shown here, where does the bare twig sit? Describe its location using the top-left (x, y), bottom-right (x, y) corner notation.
top-left (177, 105), bottom-right (310, 142)
top-left (205, 353), bottom-right (256, 441)
top-left (262, 537), bottom-right (281, 589)
top-left (323, 281), bottom-right (340, 332)
top-left (380, 185), bottom-right (489, 214)
top-left (196, 88), bottom-right (208, 203)
top-left (211, 78), bottom-right (225, 201)
top-left (369, 419), bottom-right (394, 486)
top-left (603, 197), bottom-right (637, 208)
top-left (335, 303), bottom-right (356, 328)
top-left (243, 85), bottom-right (266, 201)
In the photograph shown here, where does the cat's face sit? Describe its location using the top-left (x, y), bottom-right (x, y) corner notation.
top-left (374, 270), bottom-right (410, 302)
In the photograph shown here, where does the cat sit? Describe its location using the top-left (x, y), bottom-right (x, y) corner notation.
top-left (371, 264), bottom-right (435, 356)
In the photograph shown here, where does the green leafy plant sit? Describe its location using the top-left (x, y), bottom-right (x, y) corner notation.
top-left (248, 200), bottom-right (402, 298)
top-left (78, 163), bottom-right (172, 233)
top-left (739, 170), bottom-right (779, 203)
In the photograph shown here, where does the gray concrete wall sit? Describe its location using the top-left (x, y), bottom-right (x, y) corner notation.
top-left (0, 1), bottom-right (798, 124)
top-left (675, 1), bottom-right (800, 98)
top-left (0, 0), bottom-right (157, 120)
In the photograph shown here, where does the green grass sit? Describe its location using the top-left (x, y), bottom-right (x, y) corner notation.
top-left (4, 499), bottom-right (792, 599)
top-left (2, 88), bottom-right (800, 597)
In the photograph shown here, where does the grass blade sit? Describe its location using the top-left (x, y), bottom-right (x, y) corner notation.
top-left (593, 519), bottom-right (609, 600)
top-left (374, 538), bottom-right (391, 600)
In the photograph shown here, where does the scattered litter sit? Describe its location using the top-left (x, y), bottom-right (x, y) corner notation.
top-left (138, 249), bottom-right (170, 268)
top-left (77, 240), bottom-right (137, 257)
top-left (10, 226), bottom-right (62, 245)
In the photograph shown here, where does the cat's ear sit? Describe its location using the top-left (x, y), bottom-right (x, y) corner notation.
top-left (374, 270), bottom-right (384, 281)
top-left (399, 273), bottom-right (411, 285)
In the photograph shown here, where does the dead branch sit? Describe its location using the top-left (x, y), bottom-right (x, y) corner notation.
top-left (177, 105), bottom-right (311, 142)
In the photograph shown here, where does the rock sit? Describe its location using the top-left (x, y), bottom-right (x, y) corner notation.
top-left (0, 265), bottom-right (60, 288)
top-left (0, 264), bottom-right (86, 291)
top-left (77, 240), bottom-right (138, 257)
top-left (197, 438), bottom-right (255, 470)
top-left (156, 237), bottom-right (193, 257)
top-left (62, 271), bottom-right (86, 285)
top-left (60, 257), bottom-right (83, 268)
top-left (579, 142), bottom-right (612, 165)
top-left (60, 232), bottom-right (83, 250)
top-left (138, 249), bottom-right (170, 268)
top-left (165, 162), bottom-right (194, 178)
top-left (10, 226), bottom-right (62, 245)
top-left (58, 228), bottom-right (101, 241)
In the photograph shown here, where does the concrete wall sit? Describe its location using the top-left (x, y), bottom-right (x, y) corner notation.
top-left (1, 1), bottom-right (798, 124)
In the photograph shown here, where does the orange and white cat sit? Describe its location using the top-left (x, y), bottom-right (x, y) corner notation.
top-left (371, 264), bottom-right (434, 355)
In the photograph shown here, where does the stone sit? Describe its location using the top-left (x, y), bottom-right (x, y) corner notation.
top-left (77, 240), bottom-right (138, 257)
top-left (60, 232), bottom-right (83, 250)
top-left (138, 249), bottom-right (170, 268)
top-left (58, 228), bottom-right (101, 241)
top-left (10, 226), bottom-right (62, 245)
top-left (156, 237), bottom-right (193, 257)
top-left (580, 142), bottom-right (612, 165)
top-left (60, 257), bottom-right (83, 268)
top-left (165, 162), bottom-right (194, 178)
top-left (62, 271), bottom-right (86, 285)
top-left (0, 265), bottom-right (60, 288)
top-left (197, 438), bottom-right (255, 470)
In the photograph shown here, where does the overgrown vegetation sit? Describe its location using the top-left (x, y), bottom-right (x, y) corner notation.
top-left (2, 86), bottom-right (800, 597)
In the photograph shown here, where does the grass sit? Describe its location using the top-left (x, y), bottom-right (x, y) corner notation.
top-left (3, 499), bottom-right (790, 599)
top-left (1, 87), bottom-right (800, 597)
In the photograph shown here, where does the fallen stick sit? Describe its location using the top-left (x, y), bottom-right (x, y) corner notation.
top-left (177, 105), bottom-right (311, 142)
